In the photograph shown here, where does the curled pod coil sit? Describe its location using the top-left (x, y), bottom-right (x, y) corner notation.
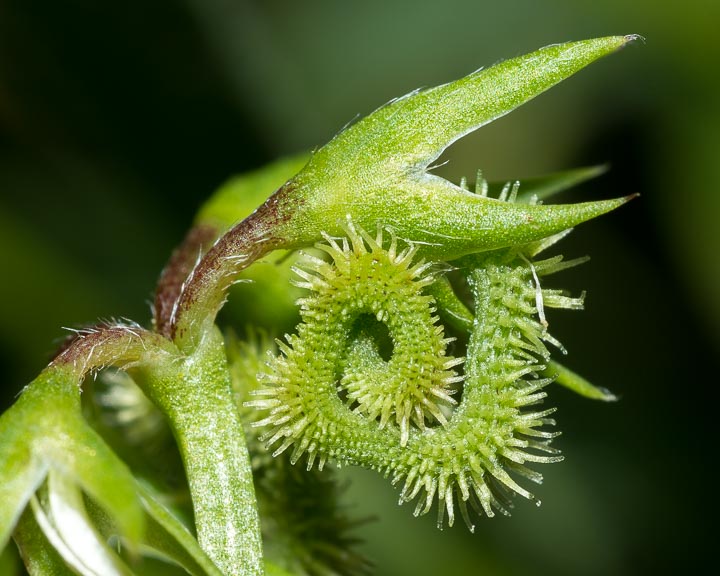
top-left (248, 219), bottom-right (585, 530)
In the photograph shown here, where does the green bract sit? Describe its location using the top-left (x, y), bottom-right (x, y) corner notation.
top-left (1, 36), bottom-right (637, 575)
top-left (170, 35), bottom-right (637, 346)
top-left (279, 39), bottom-right (633, 257)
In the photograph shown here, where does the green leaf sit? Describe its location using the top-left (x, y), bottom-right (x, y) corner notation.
top-left (0, 369), bottom-right (72, 551)
top-left (135, 482), bottom-right (223, 576)
top-left (545, 360), bottom-right (618, 401)
top-left (263, 561), bottom-right (297, 576)
top-left (0, 542), bottom-right (20, 576)
top-left (503, 165), bottom-right (609, 204)
top-left (426, 275), bottom-right (474, 333)
top-left (0, 439), bottom-right (47, 553)
top-left (318, 38), bottom-right (635, 171)
top-left (196, 154), bottom-right (310, 233)
top-left (12, 507), bottom-right (75, 576)
top-left (58, 423), bottom-right (145, 550)
top-left (272, 36), bottom-right (639, 260)
top-left (0, 367), bottom-right (144, 562)
top-left (83, 481), bottom-right (222, 576)
top-left (36, 471), bottom-right (134, 576)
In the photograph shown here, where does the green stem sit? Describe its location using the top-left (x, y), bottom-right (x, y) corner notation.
top-left (135, 327), bottom-right (262, 576)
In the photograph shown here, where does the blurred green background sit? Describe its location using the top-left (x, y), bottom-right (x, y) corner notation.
top-left (1, 1), bottom-right (717, 575)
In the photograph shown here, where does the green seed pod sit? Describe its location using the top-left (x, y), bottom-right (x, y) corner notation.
top-left (249, 213), bottom-right (592, 529)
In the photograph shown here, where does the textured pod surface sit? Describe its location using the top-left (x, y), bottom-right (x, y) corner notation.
top-left (250, 220), bottom-right (461, 451)
top-left (249, 216), bottom-right (587, 529)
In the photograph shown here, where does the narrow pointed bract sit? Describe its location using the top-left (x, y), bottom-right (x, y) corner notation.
top-left (312, 37), bottom-right (636, 171)
top-left (270, 36), bottom-right (639, 258)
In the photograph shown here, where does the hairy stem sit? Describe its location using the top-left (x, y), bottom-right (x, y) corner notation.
top-left (169, 187), bottom-right (300, 350)
top-left (134, 326), bottom-right (263, 576)
top-left (154, 224), bottom-right (219, 338)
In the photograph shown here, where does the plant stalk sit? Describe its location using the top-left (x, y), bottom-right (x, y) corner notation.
top-left (134, 326), bottom-right (263, 576)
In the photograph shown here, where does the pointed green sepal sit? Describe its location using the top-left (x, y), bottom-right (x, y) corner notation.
top-left (545, 360), bottom-right (619, 401)
top-left (266, 36), bottom-right (639, 259)
top-left (426, 275), bottom-right (474, 332)
top-left (310, 36), bottom-right (637, 171)
top-left (508, 165), bottom-right (609, 204)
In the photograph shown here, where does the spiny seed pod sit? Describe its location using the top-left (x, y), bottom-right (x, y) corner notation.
top-left (255, 220), bottom-right (463, 449)
top-left (248, 209), bottom-right (590, 529)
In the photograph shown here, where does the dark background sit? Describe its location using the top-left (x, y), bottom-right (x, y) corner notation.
top-left (1, 1), bottom-right (717, 575)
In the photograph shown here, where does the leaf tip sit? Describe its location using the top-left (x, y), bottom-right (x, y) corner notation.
top-left (622, 192), bottom-right (641, 203)
top-left (597, 387), bottom-right (621, 402)
top-left (622, 34), bottom-right (646, 45)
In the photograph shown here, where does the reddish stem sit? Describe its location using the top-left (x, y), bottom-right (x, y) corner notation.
top-left (154, 224), bottom-right (219, 338)
top-left (166, 183), bottom-right (301, 346)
